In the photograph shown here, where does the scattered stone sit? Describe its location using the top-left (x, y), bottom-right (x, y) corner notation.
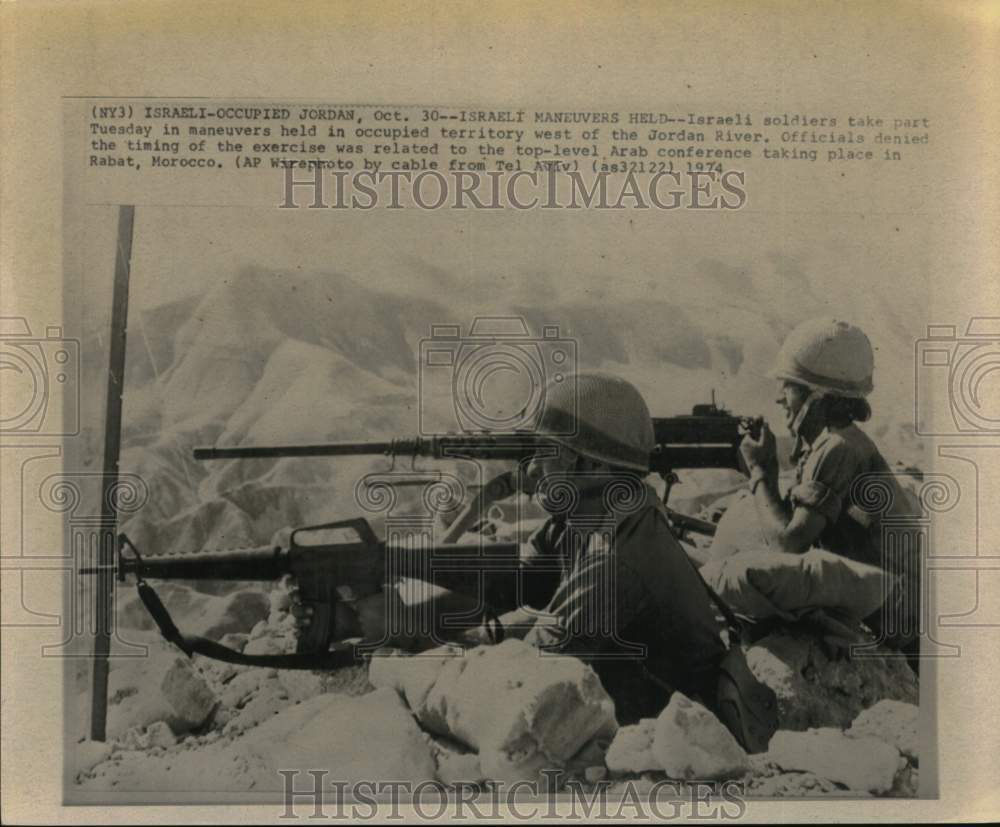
top-left (766, 728), bottom-right (903, 794)
top-left (219, 632), bottom-right (249, 652)
top-left (746, 630), bottom-right (918, 731)
top-left (117, 725), bottom-right (153, 752)
top-left (653, 693), bottom-right (750, 781)
top-left (220, 670), bottom-right (265, 709)
top-left (428, 734), bottom-right (485, 785)
top-left (747, 771), bottom-right (859, 797)
top-left (161, 656), bottom-right (219, 726)
top-left (248, 620), bottom-right (269, 640)
top-left (565, 732), bottom-right (615, 779)
top-left (585, 765), bottom-right (608, 784)
top-left (146, 721), bottom-right (177, 749)
top-left (605, 718), bottom-right (659, 774)
top-left (103, 642), bottom-right (218, 739)
top-left (371, 640), bottom-right (617, 785)
top-left (223, 678), bottom-right (291, 733)
top-left (277, 670), bottom-right (326, 704)
top-left (848, 700), bottom-right (919, 764)
top-left (202, 591), bottom-right (271, 639)
top-left (269, 588), bottom-right (291, 614)
top-left (243, 634), bottom-right (289, 656)
top-left (197, 654), bottom-right (240, 686)
top-left (240, 688), bottom-right (438, 785)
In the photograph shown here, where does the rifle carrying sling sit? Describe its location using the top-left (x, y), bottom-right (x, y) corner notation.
top-left (135, 578), bottom-right (359, 670)
top-left (135, 577), bottom-right (506, 670)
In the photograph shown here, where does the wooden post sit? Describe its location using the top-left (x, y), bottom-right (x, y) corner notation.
top-left (89, 205), bottom-right (134, 742)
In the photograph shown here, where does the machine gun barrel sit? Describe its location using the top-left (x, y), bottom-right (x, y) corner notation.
top-left (193, 434), bottom-right (542, 462)
top-left (193, 409), bottom-right (755, 473)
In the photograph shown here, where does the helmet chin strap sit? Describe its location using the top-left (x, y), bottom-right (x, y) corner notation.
top-left (789, 388), bottom-right (824, 437)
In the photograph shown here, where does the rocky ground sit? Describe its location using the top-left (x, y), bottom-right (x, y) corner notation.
top-left (72, 566), bottom-right (921, 799)
top-left (67, 256), bottom-right (929, 801)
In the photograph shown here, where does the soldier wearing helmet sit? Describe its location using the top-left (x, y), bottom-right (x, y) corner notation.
top-left (511, 372), bottom-right (730, 724)
top-left (289, 372), bottom-right (741, 728)
top-left (734, 318), bottom-right (918, 652)
top-left (739, 319), bottom-right (888, 558)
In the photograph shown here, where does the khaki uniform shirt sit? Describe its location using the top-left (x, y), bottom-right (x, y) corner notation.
top-left (518, 485), bottom-right (727, 704)
top-left (788, 423), bottom-right (911, 567)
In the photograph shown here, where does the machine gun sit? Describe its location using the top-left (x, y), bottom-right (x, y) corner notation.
top-left (80, 399), bottom-right (756, 667)
top-left (193, 398), bottom-right (758, 535)
top-left (194, 398), bottom-right (757, 489)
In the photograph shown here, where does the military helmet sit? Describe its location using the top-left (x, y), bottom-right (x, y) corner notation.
top-left (769, 318), bottom-right (875, 398)
top-left (536, 372), bottom-right (654, 472)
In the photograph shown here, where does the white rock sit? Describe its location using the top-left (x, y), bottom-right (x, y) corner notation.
top-left (745, 630), bottom-right (919, 731)
top-left (428, 735), bottom-right (485, 785)
top-left (605, 719), bottom-right (659, 774)
top-left (238, 688), bottom-right (437, 785)
top-left (160, 656), bottom-right (219, 726)
top-left (848, 700), bottom-right (919, 764)
top-left (748, 771), bottom-right (861, 797)
top-left (146, 721), bottom-right (177, 749)
top-left (277, 670), bottom-right (326, 704)
top-left (103, 642), bottom-right (218, 739)
top-left (653, 693), bottom-right (749, 780)
top-left (269, 588), bottom-right (292, 614)
top-left (370, 640), bottom-right (617, 785)
top-left (248, 620), bottom-right (269, 640)
top-left (766, 728), bottom-right (903, 793)
top-left (243, 634), bottom-right (289, 656)
top-left (219, 670), bottom-right (265, 709)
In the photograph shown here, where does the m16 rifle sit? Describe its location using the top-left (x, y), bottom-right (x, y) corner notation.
top-left (81, 520), bottom-right (523, 669)
top-left (81, 399), bottom-right (757, 668)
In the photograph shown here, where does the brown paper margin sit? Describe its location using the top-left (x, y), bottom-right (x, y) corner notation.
top-left (3, 0), bottom-right (999, 822)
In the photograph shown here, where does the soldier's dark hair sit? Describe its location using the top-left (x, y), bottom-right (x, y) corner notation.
top-left (822, 394), bottom-right (872, 426)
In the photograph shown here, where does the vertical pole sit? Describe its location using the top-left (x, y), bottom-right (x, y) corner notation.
top-left (89, 205), bottom-right (134, 742)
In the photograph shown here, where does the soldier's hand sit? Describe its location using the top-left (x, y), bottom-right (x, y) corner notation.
top-left (739, 420), bottom-right (778, 478)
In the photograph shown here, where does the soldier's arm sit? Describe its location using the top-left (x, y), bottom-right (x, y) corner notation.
top-left (526, 548), bottom-right (647, 656)
top-left (741, 423), bottom-right (826, 553)
top-left (750, 476), bottom-right (826, 554)
top-left (517, 525), bottom-right (563, 610)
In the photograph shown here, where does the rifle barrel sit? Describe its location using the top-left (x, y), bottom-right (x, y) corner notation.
top-left (80, 539), bottom-right (522, 583)
top-left (121, 546), bottom-right (288, 580)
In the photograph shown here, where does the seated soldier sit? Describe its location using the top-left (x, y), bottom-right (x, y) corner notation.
top-left (708, 319), bottom-right (920, 656)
